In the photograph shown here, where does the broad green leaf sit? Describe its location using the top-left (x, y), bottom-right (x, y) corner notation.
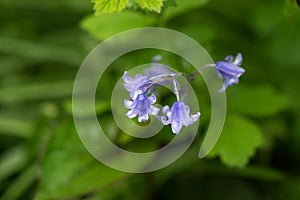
top-left (81, 11), bottom-right (155, 40)
top-left (208, 114), bottom-right (263, 168)
top-left (35, 120), bottom-right (127, 199)
top-left (227, 85), bottom-right (288, 117)
top-left (136, 0), bottom-right (163, 13)
top-left (49, 163), bottom-right (128, 199)
top-left (92, 0), bottom-right (130, 14)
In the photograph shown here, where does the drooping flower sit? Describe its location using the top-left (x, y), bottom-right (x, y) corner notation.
top-left (144, 55), bottom-right (173, 88)
top-left (161, 101), bottom-right (200, 134)
top-left (144, 65), bottom-right (171, 78)
top-left (215, 53), bottom-right (245, 92)
top-left (124, 90), bottom-right (160, 122)
top-left (123, 71), bottom-right (150, 95)
top-left (145, 55), bottom-right (170, 77)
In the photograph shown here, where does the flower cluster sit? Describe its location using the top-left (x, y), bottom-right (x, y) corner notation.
top-left (123, 54), bottom-right (245, 134)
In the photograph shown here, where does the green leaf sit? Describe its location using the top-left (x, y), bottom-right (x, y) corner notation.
top-left (0, 37), bottom-right (83, 66)
top-left (92, 0), bottom-right (130, 14)
top-left (0, 146), bottom-right (26, 182)
top-left (50, 163), bottom-right (128, 199)
top-left (81, 11), bottom-right (155, 40)
top-left (63, 100), bottom-right (110, 116)
top-left (1, 165), bottom-right (36, 200)
top-left (0, 116), bottom-right (32, 138)
top-left (136, 0), bottom-right (163, 13)
top-left (208, 114), bottom-right (263, 168)
top-left (35, 120), bottom-right (127, 199)
top-left (0, 81), bottom-right (74, 103)
top-left (228, 85), bottom-right (289, 117)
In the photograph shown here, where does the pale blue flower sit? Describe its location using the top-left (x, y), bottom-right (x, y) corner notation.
top-left (123, 71), bottom-right (150, 94)
top-left (161, 101), bottom-right (200, 134)
top-left (144, 65), bottom-right (171, 78)
top-left (145, 55), bottom-right (170, 77)
top-left (216, 53), bottom-right (245, 92)
top-left (124, 90), bottom-right (160, 122)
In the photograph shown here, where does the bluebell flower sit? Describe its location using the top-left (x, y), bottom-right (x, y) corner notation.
top-left (216, 53), bottom-right (245, 92)
top-left (161, 101), bottom-right (200, 134)
top-left (123, 71), bottom-right (150, 95)
top-left (124, 90), bottom-right (160, 122)
top-left (144, 65), bottom-right (171, 78)
top-left (144, 55), bottom-right (172, 87)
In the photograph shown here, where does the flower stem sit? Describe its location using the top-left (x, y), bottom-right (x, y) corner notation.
top-left (172, 79), bottom-right (180, 101)
top-left (188, 64), bottom-right (216, 81)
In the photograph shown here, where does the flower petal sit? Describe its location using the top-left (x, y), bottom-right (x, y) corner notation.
top-left (126, 109), bottom-right (137, 118)
top-left (149, 106), bottom-right (160, 115)
top-left (125, 92), bottom-right (159, 122)
top-left (233, 53), bottom-right (243, 65)
top-left (171, 120), bottom-right (182, 135)
top-left (218, 82), bottom-right (228, 93)
top-left (216, 62), bottom-right (245, 77)
top-left (138, 114), bottom-right (149, 122)
top-left (190, 112), bottom-right (201, 122)
top-left (148, 94), bottom-right (157, 104)
top-left (215, 53), bottom-right (245, 92)
top-left (130, 90), bottom-right (142, 100)
top-left (123, 71), bottom-right (150, 93)
top-left (162, 105), bottom-right (170, 114)
top-left (151, 55), bottom-right (162, 63)
top-left (225, 55), bottom-right (234, 62)
top-left (122, 71), bottom-right (132, 82)
top-left (228, 77), bottom-right (239, 85)
top-left (161, 116), bottom-right (170, 125)
top-left (161, 101), bottom-right (200, 134)
top-left (124, 99), bottom-right (133, 108)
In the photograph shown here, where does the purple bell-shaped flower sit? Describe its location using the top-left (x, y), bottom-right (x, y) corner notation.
top-left (215, 53), bottom-right (245, 92)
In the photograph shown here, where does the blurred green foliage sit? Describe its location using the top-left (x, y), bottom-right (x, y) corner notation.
top-left (1, 0), bottom-right (300, 199)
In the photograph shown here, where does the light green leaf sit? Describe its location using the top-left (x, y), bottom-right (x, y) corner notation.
top-left (81, 11), bottom-right (155, 40)
top-left (0, 37), bottom-right (83, 66)
top-left (63, 99), bottom-right (110, 116)
top-left (0, 116), bottom-right (32, 138)
top-left (0, 81), bottom-right (74, 103)
top-left (92, 0), bottom-right (130, 14)
top-left (136, 0), bottom-right (163, 13)
top-left (208, 114), bottom-right (263, 168)
top-left (228, 85), bottom-right (289, 117)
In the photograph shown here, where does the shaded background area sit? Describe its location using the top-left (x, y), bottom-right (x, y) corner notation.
top-left (1, 0), bottom-right (300, 199)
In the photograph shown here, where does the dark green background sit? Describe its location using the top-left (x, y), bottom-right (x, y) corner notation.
top-left (1, 0), bottom-right (300, 199)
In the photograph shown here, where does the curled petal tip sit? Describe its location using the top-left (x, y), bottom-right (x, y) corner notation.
top-left (234, 53), bottom-right (243, 65)
top-left (124, 99), bottom-right (133, 108)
